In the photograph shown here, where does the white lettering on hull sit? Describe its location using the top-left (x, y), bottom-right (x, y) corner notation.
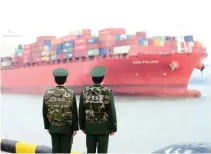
top-left (132, 60), bottom-right (159, 64)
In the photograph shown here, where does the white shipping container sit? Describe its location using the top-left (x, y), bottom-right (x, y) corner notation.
top-left (44, 45), bottom-right (50, 51)
top-left (1, 61), bottom-right (11, 67)
top-left (41, 51), bottom-right (50, 57)
top-left (113, 45), bottom-right (131, 54)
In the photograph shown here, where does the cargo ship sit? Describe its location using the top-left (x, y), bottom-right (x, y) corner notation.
top-left (0, 28), bottom-right (208, 97)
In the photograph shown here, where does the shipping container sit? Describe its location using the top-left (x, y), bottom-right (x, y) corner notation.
top-left (31, 51), bottom-right (41, 57)
top-left (31, 46), bottom-right (43, 53)
top-left (41, 56), bottom-right (50, 62)
top-left (51, 55), bottom-right (56, 60)
top-left (15, 47), bottom-right (23, 53)
top-left (24, 44), bottom-right (32, 49)
top-left (153, 40), bottom-right (160, 46)
top-left (164, 36), bottom-right (175, 41)
top-left (116, 34), bottom-right (132, 40)
top-left (62, 47), bottom-right (73, 53)
top-left (18, 44), bottom-right (23, 49)
top-left (113, 45), bottom-right (131, 54)
top-left (74, 45), bottom-right (87, 51)
top-left (61, 41), bottom-right (74, 49)
top-left (88, 49), bottom-right (99, 56)
top-left (43, 45), bottom-right (51, 51)
top-left (160, 40), bottom-right (165, 46)
top-left (194, 41), bottom-right (203, 48)
top-left (73, 48), bottom-right (87, 57)
top-left (31, 57), bottom-right (41, 62)
top-left (150, 36), bottom-right (166, 40)
top-left (135, 32), bottom-right (146, 38)
top-left (115, 38), bottom-right (138, 46)
top-left (1, 61), bottom-right (12, 67)
top-left (15, 52), bottom-right (23, 57)
top-left (56, 44), bottom-right (62, 55)
top-left (51, 44), bottom-right (57, 51)
top-left (24, 48), bottom-right (32, 54)
top-left (82, 29), bottom-right (91, 36)
top-left (99, 28), bottom-right (125, 35)
top-left (99, 34), bottom-right (116, 41)
top-left (77, 35), bottom-right (83, 38)
top-left (41, 51), bottom-right (51, 57)
top-left (68, 53), bottom-right (73, 58)
top-left (87, 44), bottom-right (99, 49)
top-left (51, 38), bottom-right (61, 45)
top-left (75, 38), bottom-right (88, 46)
top-left (184, 35), bottom-right (193, 42)
top-left (138, 38), bottom-right (148, 45)
top-left (44, 40), bottom-right (51, 46)
top-left (88, 37), bottom-right (99, 44)
top-left (99, 48), bottom-right (107, 56)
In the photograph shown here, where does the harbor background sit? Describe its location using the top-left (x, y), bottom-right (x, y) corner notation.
top-left (1, 84), bottom-right (211, 153)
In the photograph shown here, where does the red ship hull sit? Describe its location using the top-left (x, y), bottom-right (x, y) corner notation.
top-left (1, 52), bottom-right (206, 97)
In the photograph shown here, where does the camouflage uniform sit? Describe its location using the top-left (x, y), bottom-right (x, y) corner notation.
top-left (79, 66), bottom-right (117, 153)
top-left (42, 68), bottom-right (78, 153)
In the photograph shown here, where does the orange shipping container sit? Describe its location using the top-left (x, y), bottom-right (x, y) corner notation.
top-left (99, 34), bottom-right (116, 41)
top-left (51, 38), bottom-right (61, 45)
top-left (82, 29), bottom-right (91, 36)
top-left (87, 44), bottom-right (99, 49)
top-left (153, 40), bottom-right (160, 46)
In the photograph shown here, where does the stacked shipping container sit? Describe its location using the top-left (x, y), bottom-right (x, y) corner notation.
top-left (1, 28), bottom-right (205, 67)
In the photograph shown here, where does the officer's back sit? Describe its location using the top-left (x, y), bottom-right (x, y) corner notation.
top-left (79, 66), bottom-right (117, 153)
top-left (42, 68), bottom-right (78, 153)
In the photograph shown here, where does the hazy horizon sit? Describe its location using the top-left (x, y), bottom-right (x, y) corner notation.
top-left (0, 0), bottom-right (210, 57)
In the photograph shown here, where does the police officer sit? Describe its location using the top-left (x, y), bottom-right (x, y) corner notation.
top-left (42, 68), bottom-right (79, 153)
top-left (79, 66), bottom-right (117, 153)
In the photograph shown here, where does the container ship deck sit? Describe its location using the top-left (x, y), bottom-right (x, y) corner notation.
top-left (0, 28), bottom-right (208, 97)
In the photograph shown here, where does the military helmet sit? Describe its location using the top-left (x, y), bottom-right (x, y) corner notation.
top-left (90, 66), bottom-right (107, 77)
top-left (53, 68), bottom-right (69, 77)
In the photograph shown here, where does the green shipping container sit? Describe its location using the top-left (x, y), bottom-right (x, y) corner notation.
top-left (143, 40), bottom-right (148, 46)
top-left (160, 40), bottom-right (165, 46)
top-left (15, 48), bottom-right (23, 53)
top-left (88, 49), bottom-right (99, 56)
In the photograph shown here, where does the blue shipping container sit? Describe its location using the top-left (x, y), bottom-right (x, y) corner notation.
top-left (18, 44), bottom-right (23, 49)
top-left (116, 34), bottom-right (132, 40)
top-left (77, 35), bottom-right (82, 38)
top-left (165, 36), bottom-right (171, 40)
top-left (138, 38), bottom-right (146, 45)
top-left (184, 35), bottom-right (193, 42)
top-left (88, 37), bottom-right (99, 44)
top-left (44, 40), bottom-right (51, 46)
top-left (56, 45), bottom-right (62, 55)
top-left (1, 57), bottom-right (7, 61)
top-left (99, 48), bottom-right (107, 56)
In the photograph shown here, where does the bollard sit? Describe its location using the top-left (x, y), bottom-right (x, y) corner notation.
top-left (0, 138), bottom-right (82, 153)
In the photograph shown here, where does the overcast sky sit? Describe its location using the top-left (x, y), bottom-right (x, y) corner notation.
top-left (0, 0), bottom-right (210, 57)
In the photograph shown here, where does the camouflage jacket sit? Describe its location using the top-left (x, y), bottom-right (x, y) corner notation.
top-left (42, 86), bottom-right (78, 129)
top-left (79, 84), bottom-right (117, 133)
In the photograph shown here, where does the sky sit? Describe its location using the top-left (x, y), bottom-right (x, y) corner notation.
top-left (0, 0), bottom-right (210, 57)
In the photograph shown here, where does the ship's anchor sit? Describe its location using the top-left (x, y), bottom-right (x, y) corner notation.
top-left (169, 61), bottom-right (179, 71)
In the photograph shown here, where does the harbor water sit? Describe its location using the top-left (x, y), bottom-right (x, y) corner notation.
top-left (1, 84), bottom-right (211, 153)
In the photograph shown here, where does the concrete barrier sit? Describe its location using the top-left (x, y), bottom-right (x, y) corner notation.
top-left (0, 138), bottom-right (82, 153)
